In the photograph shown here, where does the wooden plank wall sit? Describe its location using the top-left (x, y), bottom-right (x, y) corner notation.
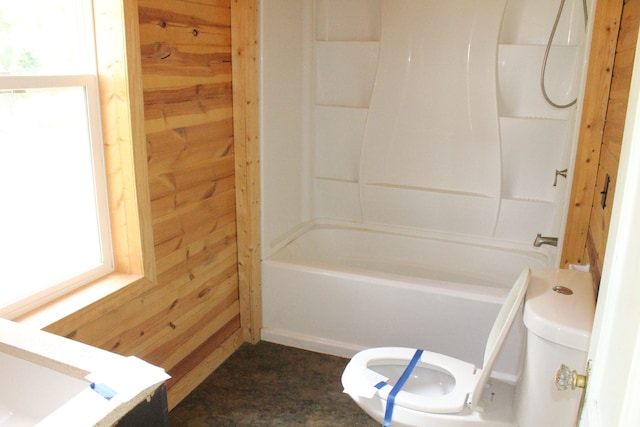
top-left (563, 0), bottom-right (639, 290)
top-left (14, 0), bottom-right (260, 410)
top-left (22, 0), bottom-right (254, 410)
top-left (562, 0), bottom-right (622, 271)
top-left (137, 0), bottom-right (245, 406)
top-left (586, 0), bottom-right (640, 286)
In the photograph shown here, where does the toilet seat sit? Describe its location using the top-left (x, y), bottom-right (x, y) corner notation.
top-left (344, 346), bottom-right (480, 414)
top-left (342, 268), bottom-right (531, 417)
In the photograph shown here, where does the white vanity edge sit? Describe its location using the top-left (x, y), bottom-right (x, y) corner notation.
top-left (0, 318), bottom-right (170, 426)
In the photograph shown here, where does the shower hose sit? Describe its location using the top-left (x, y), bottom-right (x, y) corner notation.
top-left (541, 0), bottom-right (589, 109)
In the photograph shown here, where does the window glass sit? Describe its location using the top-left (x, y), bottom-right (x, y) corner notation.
top-left (0, 1), bottom-right (92, 76)
top-left (0, 1), bottom-right (112, 315)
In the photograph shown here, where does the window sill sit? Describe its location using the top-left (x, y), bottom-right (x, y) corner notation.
top-left (13, 272), bottom-right (155, 333)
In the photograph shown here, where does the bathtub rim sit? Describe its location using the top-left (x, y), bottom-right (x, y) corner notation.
top-left (264, 219), bottom-right (555, 264)
top-left (264, 219), bottom-right (554, 290)
top-left (263, 257), bottom-right (509, 303)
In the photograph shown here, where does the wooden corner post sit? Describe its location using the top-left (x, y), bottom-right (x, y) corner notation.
top-left (231, 0), bottom-right (262, 344)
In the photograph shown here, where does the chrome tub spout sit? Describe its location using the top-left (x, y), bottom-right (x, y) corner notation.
top-left (534, 233), bottom-right (558, 247)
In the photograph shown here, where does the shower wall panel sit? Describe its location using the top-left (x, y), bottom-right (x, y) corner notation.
top-left (495, 0), bottom-right (588, 245)
top-left (261, 0), bottom-right (314, 251)
top-left (261, 0), bottom-right (592, 256)
top-left (310, 0), bottom-right (381, 225)
top-left (358, 0), bottom-right (505, 235)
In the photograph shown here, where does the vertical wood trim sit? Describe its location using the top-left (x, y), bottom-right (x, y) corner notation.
top-left (94, 0), bottom-right (156, 280)
top-left (122, 0), bottom-right (156, 281)
top-left (231, 0), bottom-right (262, 343)
top-left (561, 0), bottom-right (623, 267)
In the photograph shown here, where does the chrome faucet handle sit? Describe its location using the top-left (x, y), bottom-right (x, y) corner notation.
top-left (554, 168), bottom-right (568, 186)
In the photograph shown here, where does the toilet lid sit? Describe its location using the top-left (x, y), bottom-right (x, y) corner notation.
top-left (468, 267), bottom-right (531, 409)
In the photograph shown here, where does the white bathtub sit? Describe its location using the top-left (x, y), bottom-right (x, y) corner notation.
top-left (262, 224), bottom-right (552, 382)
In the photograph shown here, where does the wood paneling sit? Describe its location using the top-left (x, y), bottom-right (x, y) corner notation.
top-left (17, 0), bottom-right (260, 410)
top-left (137, 0), bottom-right (242, 407)
top-left (563, 0), bottom-right (639, 291)
top-left (586, 0), bottom-right (640, 287)
top-left (562, 0), bottom-right (623, 269)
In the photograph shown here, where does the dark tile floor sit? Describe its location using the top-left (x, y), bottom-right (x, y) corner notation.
top-left (169, 341), bottom-right (379, 426)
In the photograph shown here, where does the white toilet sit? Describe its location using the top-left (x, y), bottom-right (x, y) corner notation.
top-left (342, 268), bottom-right (595, 427)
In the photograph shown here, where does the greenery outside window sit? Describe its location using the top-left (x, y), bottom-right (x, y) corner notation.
top-left (0, 1), bottom-right (114, 318)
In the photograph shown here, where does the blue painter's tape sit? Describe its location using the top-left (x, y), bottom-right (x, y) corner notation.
top-left (382, 349), bottom-right (423, 427)
top-left (90, 382), bottom-right (117, 400)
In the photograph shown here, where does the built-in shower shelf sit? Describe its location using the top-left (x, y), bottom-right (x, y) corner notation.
top-left (364, 183), bottom-right (495, 198)
top-left (495, 197), bottom-right (557, 242)
top-left (500, 115), bottom-right (568, 203)
top-left (315, 103), bottom-right (369, 110)
top-left (315, 0), bottom-right (381, 42)
top-left (316, 39), bottom-right (380, 43)
top-left (498, 43), bottom-right (578, 121)
top-left (499, 115), bottom-right (567, 123)
top-left (315, 40), bottom-right (380, 45)
top-left (315, 41), bottom-right (379, 108)
top-left (502, 197), bottom-right (554, 205)
top-left (498, 43), bottom-right (579, 49)
top-left (315, 176), bottom-right (358, 184)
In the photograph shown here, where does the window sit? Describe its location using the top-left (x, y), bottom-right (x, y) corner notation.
top-left (0, 1), bottom-right (113, 317)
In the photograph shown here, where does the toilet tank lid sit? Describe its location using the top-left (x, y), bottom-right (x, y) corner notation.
top-left (523, 269), bottom-right (596, 352)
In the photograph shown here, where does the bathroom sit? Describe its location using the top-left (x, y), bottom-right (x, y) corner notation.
top-left (262, 0), bottom-right (589, 382)
top-left (1, 0), bottom-right (640, 425)
top-left (258, 0), bottom-right (640, 424)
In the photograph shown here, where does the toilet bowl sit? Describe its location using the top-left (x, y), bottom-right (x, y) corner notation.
top-left (341, 268), bottom-right (595, 427)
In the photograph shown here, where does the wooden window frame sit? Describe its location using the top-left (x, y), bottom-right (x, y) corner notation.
top-left (13, 1), bottom-right (157, 333)
top-left (13, 0), bottom-right (262, 348)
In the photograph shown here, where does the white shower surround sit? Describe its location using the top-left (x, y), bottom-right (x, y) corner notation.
top-left (262, 0), bottom-right (590, 252)
top-left (260, 0), bottom-right (594, 378)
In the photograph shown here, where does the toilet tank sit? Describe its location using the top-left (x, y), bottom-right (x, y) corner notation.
top-left (514, 268), bottom-right (595, 427)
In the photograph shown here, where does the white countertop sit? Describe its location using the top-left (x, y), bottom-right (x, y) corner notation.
top-left (0, 318), bottom-right (170, 426)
